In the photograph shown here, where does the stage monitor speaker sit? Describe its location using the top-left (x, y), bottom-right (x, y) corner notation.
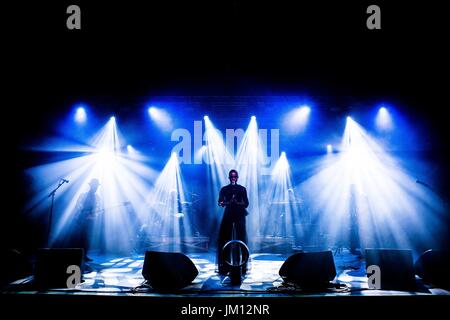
top-left (365, 249), bottom-right (415, 290)
top-left (279, 250), bottom-right (336, 288)
top-left (414, 249), bottom-right (450, 289)
top-left (34, 248), bottom-right (84, 289)
top-left (0, 249), bottom-right (32, 286)
top-left (142, 251), bottom-right (198, 290)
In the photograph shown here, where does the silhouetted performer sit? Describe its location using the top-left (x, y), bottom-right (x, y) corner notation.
top-left (217, 169), bottom-right (249, 275)
top-left (75, 178), bottom-right (102, 261)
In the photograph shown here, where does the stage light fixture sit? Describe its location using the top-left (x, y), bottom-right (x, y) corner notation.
top-left (147, 106), bottom-right (173, 132)
top-left (75, 106), bottom-right (87, 124)
top-left (326, 144), bottom-right (333, 153)
top-left (376, 106), bottom-right (393, 131)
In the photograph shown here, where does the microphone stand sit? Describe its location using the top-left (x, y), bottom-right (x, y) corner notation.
top-left (47, 179), bottom-right (68, 246)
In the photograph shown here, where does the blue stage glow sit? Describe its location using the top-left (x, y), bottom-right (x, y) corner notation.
top-left (148, 106), bottom-right (173, 132)
top-left (75, 106), bottom-right (87, 124)
top-left (21, 96), bottom-right (446, 257)
top-left (236, 116), bottom-right (264, 241)
top-left (261, 151), bottom-right (299, 239)
top-left (376, 106), bottom-right (394, 131)
top-left (143, 151), bottom-right (192, 251)
top-left (326, 144), bottom-right (333, 154)
top-left (25, 117), bottom-right (160, 254)
top-left (284, 105), bottom-right (311, 134)
top-left (203, 116), bottom-right (234, 222)
top-left (295, 116), bottom-right (444, 251)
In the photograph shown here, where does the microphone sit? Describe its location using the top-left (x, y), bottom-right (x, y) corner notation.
top-left (61, 178), bottom-right (70, 183)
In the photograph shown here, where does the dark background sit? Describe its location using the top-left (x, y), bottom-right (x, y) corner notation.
top-left (3, 1), bottom-right (449, 250)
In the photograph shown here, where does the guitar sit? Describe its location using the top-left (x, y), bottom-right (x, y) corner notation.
top-left (77, 201), bottom-right (131, 221)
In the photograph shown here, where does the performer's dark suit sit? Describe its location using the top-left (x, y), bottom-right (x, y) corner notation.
top-left (217, 183), bottom-right (249, 275)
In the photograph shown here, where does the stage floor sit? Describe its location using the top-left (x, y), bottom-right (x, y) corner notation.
top-left (3, 249), bottom-right (448, 297)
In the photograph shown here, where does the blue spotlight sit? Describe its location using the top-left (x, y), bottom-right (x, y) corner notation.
top-left (376, 106), bottom-right (393, 131)
top-left (194, 145), bottom-right (207, 160)
top-left (110, 116), bottom-right (116, 122)
top-left (251, 115), bottom-right (256, 121)
top-left (127, 145), bottom-right (135, 153)
top-left (326, 144), bottom-right (333, 154)
top-left (276, 151), bottom-right (289, 170)
top-left (204, 115), bottom-right (209, 121)
top-left (263, 149), bottom-right (296, 239)
top-left (300, 105), bottom-right (311, 112)
top-left (75, 106), bottom-right (87, 124)
top-left (148, 106), bottom-right (156, 116)
top-left (284, 105), bottom-right (311, 133)
top-left (147, 106), bottom-right (173, 132)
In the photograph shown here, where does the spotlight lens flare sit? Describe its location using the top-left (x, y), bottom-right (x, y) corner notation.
top-left (376, 106), bottom-right (393, 131)
top-left (327, 144), bottom-right (333, 153)
top-left (147, 106), bottom-right (173, 131)
top-left (296, 106), bottom-right (311, 118)
top-left (284, 105), bottom-right (311, 133)
top-left (75, 107), bottom-right (87, 124)
top-left (300, 105), bottom-right (311, 113)
top-left (148, 107), bottom-right (156, 116)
